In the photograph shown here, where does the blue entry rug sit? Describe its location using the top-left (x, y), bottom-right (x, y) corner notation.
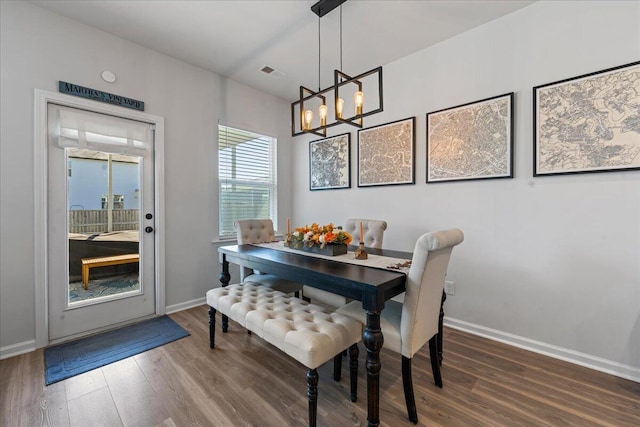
top-left (44, 315), bottom-right (189, 385)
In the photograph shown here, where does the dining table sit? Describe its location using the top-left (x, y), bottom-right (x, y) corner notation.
top-left (217, 242), bottom-right (446, 427)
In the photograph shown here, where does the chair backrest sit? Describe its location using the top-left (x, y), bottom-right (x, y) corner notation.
top-left (344, 218), bottom-right (387, 249)
top-left (234, 219), bottom-right (276, 244)
top-left (400, 228), bottom-right (464, 358)
top-left (234, 219), bottom-right (276, 280)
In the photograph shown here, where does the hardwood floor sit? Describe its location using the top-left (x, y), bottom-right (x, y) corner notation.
top-left (1, 305), bottom-right (638, 426)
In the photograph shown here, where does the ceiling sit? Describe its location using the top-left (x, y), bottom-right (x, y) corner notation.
top-left (30, 0), bottom-right (535, 102)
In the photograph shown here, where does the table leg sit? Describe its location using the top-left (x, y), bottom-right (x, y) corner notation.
top-left (363, 310), bottom-right (383, 427)
top-left (219, 256), bottom-right (231, 332)
top-left (438, 290), bottom-right (446, 366)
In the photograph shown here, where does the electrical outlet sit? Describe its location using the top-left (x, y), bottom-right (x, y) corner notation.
top-left (444, 280), bottom-right (455, 295)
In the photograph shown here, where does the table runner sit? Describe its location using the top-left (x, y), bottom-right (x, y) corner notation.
top-left (253, 242), bottom-right (412, 274)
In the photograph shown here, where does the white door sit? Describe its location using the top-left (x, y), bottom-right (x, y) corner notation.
top-left (47, 103), bottom-right (156, 341)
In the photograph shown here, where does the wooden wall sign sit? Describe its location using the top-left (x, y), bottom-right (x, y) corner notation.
top-left (58, 81), bottom-right (144, 111)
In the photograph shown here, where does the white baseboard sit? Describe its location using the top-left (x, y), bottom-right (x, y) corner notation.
top-left (444, 317), bottom-right (640, 383)
top-left (0, 340), bottom-right (36, 360)
top-left (166, 297), bottom-right (206, 314)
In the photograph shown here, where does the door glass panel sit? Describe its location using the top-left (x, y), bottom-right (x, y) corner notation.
top-left (67, 148), bottom-right (141, 306)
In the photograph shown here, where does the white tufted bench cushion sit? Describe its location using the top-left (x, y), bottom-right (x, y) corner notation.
top-left (207, 282), bottom-right (363, 370)
top-left (207, 282), bottom-right (290, 328)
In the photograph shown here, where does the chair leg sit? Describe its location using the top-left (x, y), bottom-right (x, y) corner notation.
top-left (349, 343), bottom-right (359, 402)
top-left (208, 306), bottom-right (216, 348)
top-left (307, 368), bottom-right (318, 427)
top-left (438, 290), bottom-right (446, 366)
top-left (333, 353), bottom-right (342, 381)
top-left (402, 356), bottom-right (418, 424)
top-left (429, 336), bottom-right (443, 388)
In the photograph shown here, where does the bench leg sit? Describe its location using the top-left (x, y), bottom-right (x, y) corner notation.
top-left (333, 353), bottom-right (342, 382)
top-left (82, 265), bottom-right (90, 290)
top-left (209, 307), bottom-right (216, 348)
top-left (222, 314), bottom-right (229, 333)
top-left (349, 343), bottom-right (359, 402)
top-left (307, 368), bottom-right (318, 427)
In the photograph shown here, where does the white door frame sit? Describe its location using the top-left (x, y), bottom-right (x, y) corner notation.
top-left (34, 88), bottom-right (166, 349)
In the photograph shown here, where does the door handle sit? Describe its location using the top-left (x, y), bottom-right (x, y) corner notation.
top-left (145, 226), bottom-right (154, 233)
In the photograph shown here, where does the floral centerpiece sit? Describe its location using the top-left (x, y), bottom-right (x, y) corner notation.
top-left (285, 222), bottom-right (352, 256)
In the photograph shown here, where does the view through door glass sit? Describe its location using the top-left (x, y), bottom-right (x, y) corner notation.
top-left (68, 149), bottom-right (141, 304)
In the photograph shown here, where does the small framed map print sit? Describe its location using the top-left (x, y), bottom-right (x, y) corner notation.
top-left (534, 61), bottom-right (640, 176)
top-left (357, 117), bottom-right (415, 187)
top-left (309, 133), bottom-right (350, 190)
top-left (427, 93), bottom-right (514, 183)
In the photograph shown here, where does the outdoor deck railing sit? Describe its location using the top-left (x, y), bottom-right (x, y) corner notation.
top-left (69, 209), bottom-right (139, 233)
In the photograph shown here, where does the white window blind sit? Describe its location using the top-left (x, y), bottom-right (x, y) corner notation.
top-left (48, 103), bottom-right (151, 156)
top-left (218, 125), bottom-right (277, 238)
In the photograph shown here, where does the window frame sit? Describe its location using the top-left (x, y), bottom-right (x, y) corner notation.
top-left (217, 124), bottom-right (278, 240)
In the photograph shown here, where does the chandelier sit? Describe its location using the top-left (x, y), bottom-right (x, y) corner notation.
top-left (291, 0), bottom-right (383, 137)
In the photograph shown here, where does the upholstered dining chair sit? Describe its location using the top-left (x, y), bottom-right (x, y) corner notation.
top-left (235, 219), bottom-right (303, 296)
top-left (302, 218), bottom-right (387, 308)
top-left (337, 228), bottom-right (464, 424)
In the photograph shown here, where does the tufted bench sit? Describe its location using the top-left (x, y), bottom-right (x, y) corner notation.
top-left (206, 282), bottom-right (362, 427)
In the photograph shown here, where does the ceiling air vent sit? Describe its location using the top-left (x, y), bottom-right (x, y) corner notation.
top-left (260, 65), bottom-right (285, 79)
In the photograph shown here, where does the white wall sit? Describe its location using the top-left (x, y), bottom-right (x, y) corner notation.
top-left (292, 1), bottom-right (640, 380)
top-left (0, 1), bottom-right (291, 352)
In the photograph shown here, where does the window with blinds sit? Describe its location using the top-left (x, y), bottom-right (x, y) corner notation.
top-left (218, 125), bottom-right (277, 238)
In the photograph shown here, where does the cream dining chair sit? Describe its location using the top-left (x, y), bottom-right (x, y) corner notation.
top-left (302, 218), bottom-right (387, 308)
top-left (235, 219), bottom-right (303, 296)
top-left (337, 228), bottom-right (464, 424)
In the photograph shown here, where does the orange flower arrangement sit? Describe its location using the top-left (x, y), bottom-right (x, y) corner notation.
top-left (287, 222), bottom-right (352, 249)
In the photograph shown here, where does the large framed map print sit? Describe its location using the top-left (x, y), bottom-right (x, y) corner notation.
top-left (534, 61), bottom-right (640, 176)
top-left (357, 117), bottom-right (415, 187)
top-left (426, 93), bottom-right (514, 183)
top-left (309, 133), bottom-right (351, 190)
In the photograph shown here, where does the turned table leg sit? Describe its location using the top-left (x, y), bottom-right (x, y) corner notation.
top-left (363, 310), bottom-right (383, 427)
top-left (219, 256), bottom-right (231, 333)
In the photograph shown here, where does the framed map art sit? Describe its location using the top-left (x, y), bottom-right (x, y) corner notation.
top-left (534, 61), bottom-right (640, 176)
top-left (426, 93), bottom-right (514, 183)
top-left (357, 117), bottom-right (415, 187)
top-left (309, 133), bottom-right (351, 190)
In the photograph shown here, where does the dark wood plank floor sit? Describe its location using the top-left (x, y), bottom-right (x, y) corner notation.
top-left (1, 305), bottom-right (638, 426)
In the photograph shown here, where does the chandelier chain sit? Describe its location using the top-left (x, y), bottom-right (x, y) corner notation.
top-left (340, 4), bottom-right (343, 74)
top-left (318, 16), bottom-right (321, 91)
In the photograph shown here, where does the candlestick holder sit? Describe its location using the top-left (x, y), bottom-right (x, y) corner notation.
top-left (355, 242), bottom-right (368, 260)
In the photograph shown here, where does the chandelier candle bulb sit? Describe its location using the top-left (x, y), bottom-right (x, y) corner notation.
top-left (319, 104), bottom-right (328, 126)
top-left (336, 97), bottom-right (344, 119)
top-left (354, 91), bottom-right (364, 116)
top-left (303, 109), bottom-right (313, 130)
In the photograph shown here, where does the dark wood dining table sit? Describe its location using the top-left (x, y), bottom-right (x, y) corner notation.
top-left (217, 243), bottom-right (443, 427)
